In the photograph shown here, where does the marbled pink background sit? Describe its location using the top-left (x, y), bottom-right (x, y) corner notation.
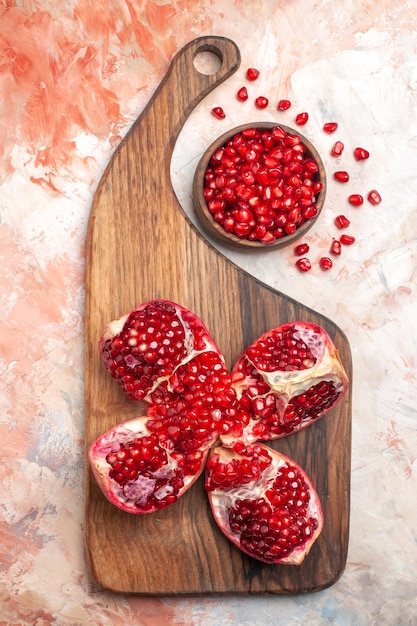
top-left (1, 1), bottom-right (416, 624)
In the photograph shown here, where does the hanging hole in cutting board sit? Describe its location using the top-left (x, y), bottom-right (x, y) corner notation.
top-left (193, 50), bottom-right (222, 75)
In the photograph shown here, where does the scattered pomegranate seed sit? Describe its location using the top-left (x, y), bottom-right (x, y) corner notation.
top-left (295, 257), bottom-right (311, 272)
top-left (330, 239), bottom-right (341, 256)
top-left (237, 87), bottom-right (248, 101)
top-left (294, 243), bottom-right (310, 256)
top-left (354, 147), bottom-right (370, 161)
top-left (295, 112), bottom-right (308, 126)
top-left (334, 171), bottom-right (349, 183)
top-left (348, 194), bottom-right (364, 206)
top-left (340, 234), bottom-right (355, 245)
top-left (212, 107), bottom-right (225, 119)
top-left (277, 99), bottom-right (291, 110)
top-left (367, 189), bottom-right (381, 205)
top-left (331, 141), bottom-right (344, 157)
top-left (319, 257), bottom-right (333, 271)
top-left (335, 215), bottom-right (350, 229)
top-left (246, 67), bottom-right (259, 81)
top-left (255, 96), bottom-right (269, 109)
top-left (323, 122), bottom-right (338, 133)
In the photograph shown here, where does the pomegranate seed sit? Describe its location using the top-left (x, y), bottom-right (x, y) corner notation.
top-left (348, 194), bottom-right (363, 206)
top-left (354, 147), bottom-right (370, 161)
top-left (334, 171), bottom-right (349, 183)
top-left (335, 215), bottom-right (350, 229)
top-left (367, 189), bottom-right (381, 205)
top-left (277, 99), bottom-right (291, 111)
top-left (294, 243), bottom-right (309, 256)
top-left (212, 107), bottom-right (225, 119)
top-left (246, 67), bottom-right (259, 81)
top-left (330, 239), bottom-right (341, 256)
top-left (295, 112), bottom-right (308, 126)
top-left (323, 122), bottom-right (338, 133)
top-left (237, 87), bottom-right (248, 101)
top-left (340, 234), bottom-right (355, 245)
top-left (255, 96), bottom-right (269, 109)
top-left (296, 257), bottom-right (311, 272)
top-left (319, 257), bottom-right (333, 271)
top-left (331, 141), bottom-right (344, 157)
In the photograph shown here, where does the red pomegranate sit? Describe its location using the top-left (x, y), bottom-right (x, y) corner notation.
top-left (206, 442), bottom-right (323, 564)
top-left (220, 321), bottom-right (348, 446)
top-left (89, 415), bottom-right (212, 514)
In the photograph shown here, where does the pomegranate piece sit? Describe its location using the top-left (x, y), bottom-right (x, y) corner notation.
top-left (277, 99), bottom-right (291, 110)
top-left (319, 257), bottom-right (333, 270)
top-left (295, 257), bottom-right (312, 272)
top-left (295, 112), bottom-right (308, 126)
top-left (99, 300), bottom-right (224, 401)
top-left (367, 189), bottom-right (381, 205)
top-left (348, 194), bottom-right (364, 206)
top-left (323, 122), bottom-right (338, 133)
top-left (330, 239), bottom-right (341, 256)
top-left (203, 125), bottom-right (322, 244)
top-left (206, 443), bottom-right (323, 564)
top-left (237, 86), bottom-right (248, 101)
top-left (294, 242), bottom-right (309, 256)
top-left (89, 415), bottom-right (213, 514)
top-left (335, 214), bottom-right (350, 229)
top-left (354, 147), bottom-right (370, 160)
top-left (255, 96), bottom-right (269, 109)
top-left (221, 321), bottom-right (348, 446)
top-left (340, 234), bottom-right (355, 245)
top-left (334, 171), bottom-right (349, 183)
top-left (212, 107), bottom-right (226, 119)
top-left (246, 67), bottom-right (259, 81)
top-left (331, 141), bottom-right (344, 157)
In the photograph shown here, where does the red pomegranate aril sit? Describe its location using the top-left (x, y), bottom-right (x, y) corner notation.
top-left (330, 239), bottom-right (341, 256)
top-left (354, 147), bottom-right (370, 160)
top-left (237, 87), bottom-right (249, 101)
top-left (295, 257), bottom-right (311, 272)
top-left (323, 122), bottom-right (338, 133)
top-left (206, 444), bottom-right (323, 564)
top-left (334, 171), bottom-right (349, 183)
top-left (295, 112), bottom-right (308, 126)
top-left (212, 107), bottom-right (226, 119)
top-left (246, 67), bottom-right (259, 81)
top-left (255, 96), bottom-right (269, 109)
top-left (331, 141), bottom-right (344, 157)
top-left (319, 257), bottom-right (333, 271)
top-left (348, 194), bottom-right (364, 206)
top-left (277, 99), bottom-right (291, 111)
top-left (340, 234), bottom-right (356, 245)
top-left (335, 214), bottom-right (350, 229)
top-left (367, 189), bottom-right (381, 205)
top-left (294, 243), bottom-right (309, 256)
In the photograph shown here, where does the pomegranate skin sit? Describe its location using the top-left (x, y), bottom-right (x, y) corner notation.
top-left (89, 415), bottom-right (211, 514)
top-left (99, 300), bottom-right (224, 402)
top-left (222, 321), bottom-right (349, 446)
top-left (206, 443), bottom-right (323, 565)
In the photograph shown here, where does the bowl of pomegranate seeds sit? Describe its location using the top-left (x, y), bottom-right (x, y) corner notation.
top-left (193, 122), bottom-right (326, 249)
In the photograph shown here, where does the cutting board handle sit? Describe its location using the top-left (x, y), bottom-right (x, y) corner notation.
top-left (130, 36), bottom-right (241, 155)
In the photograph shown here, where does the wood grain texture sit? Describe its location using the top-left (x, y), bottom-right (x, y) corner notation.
top-left (84, 36), bottom-right (352, 595)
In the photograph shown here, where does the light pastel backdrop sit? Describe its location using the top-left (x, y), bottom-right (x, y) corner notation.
top-left (1, 1), bottom-right (416, 624)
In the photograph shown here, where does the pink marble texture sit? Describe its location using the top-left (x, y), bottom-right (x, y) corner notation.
top-left (1, 1), bottom-right (416, 624)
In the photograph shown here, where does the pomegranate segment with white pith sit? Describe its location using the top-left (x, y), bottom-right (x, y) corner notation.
top-left (89, 415), bottom-right (213, 514)
top-left (99, 300), bottom-right (223, 402)
top-left (221, 321), bottom-right (348, 446)
top-left (205, 443), bottom-right (323, 564)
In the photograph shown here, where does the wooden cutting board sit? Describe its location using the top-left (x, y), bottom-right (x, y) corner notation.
top-left (84, 36), bottom-right (352, 595)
